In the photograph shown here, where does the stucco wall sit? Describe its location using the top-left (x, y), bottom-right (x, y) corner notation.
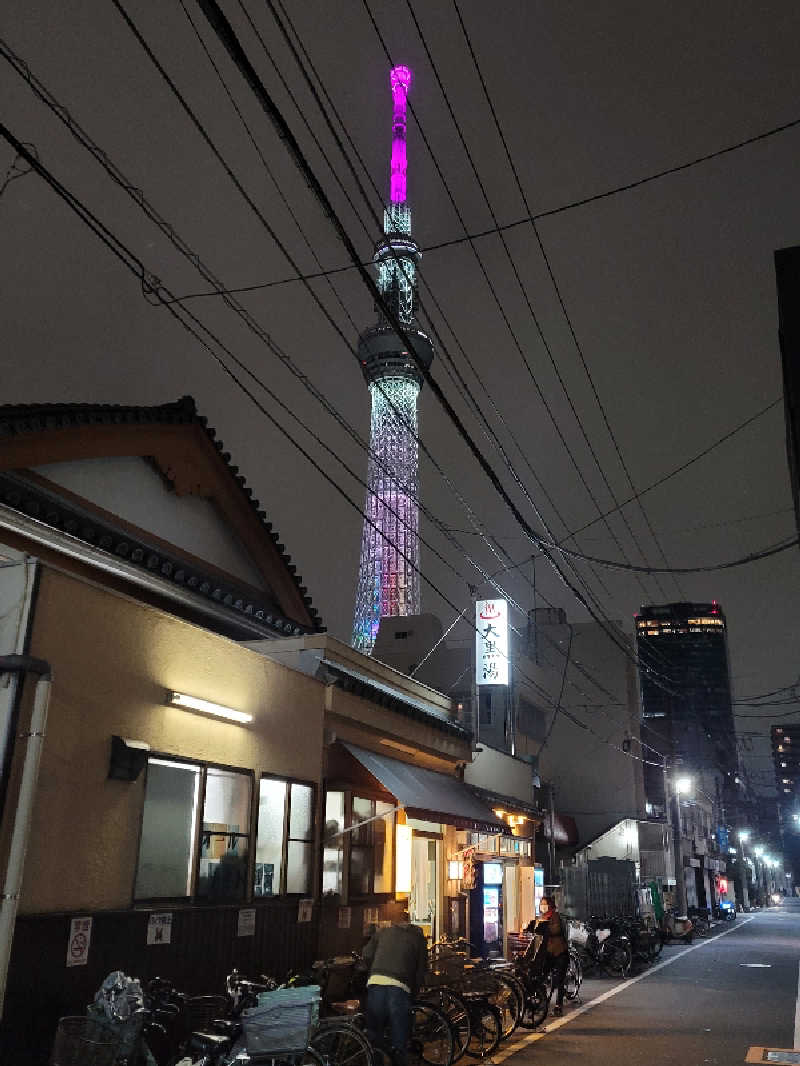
top-left (17, 566), bottom-right (324, 914)
top-left (35, 456), bottom-right (267, 589)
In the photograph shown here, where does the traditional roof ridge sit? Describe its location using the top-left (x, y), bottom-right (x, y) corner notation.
top-left (0, 395), bottom-right (323, 631)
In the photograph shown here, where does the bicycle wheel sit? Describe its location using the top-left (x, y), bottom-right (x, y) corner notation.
top-left (311, 1022), bottom-right (374, 1066)
top-left (410, 1003), bottom-right (455, 1066)
top-left (564, 952), bottom-right (582, 1001)
top-left (517, 980), bottom-right (548, 1029)
top-left (476, 975), bottom-right (519, 1041)
top-left (464, 1006), bottom-right (501, 1060)
top-left (419, 989), bottom-right (470, 1063)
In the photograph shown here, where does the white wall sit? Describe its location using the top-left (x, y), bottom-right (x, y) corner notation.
top-left (35, 457), bottom-right (266, 589)
top-left (464, 746), bottom-right (533, 806)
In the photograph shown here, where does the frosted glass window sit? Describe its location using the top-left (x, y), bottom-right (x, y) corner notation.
top-left (198, 768), bottom-right (250, 900)
top-left (255, 778), bottom-right (287, 897)
top-left (287, 841), bottom-right (313, 894)
top-left (289, 783), bottom-right (314, 841)
top-left (323, 791), bottom-right (344, 897)
top-left (135, 760), bottom-right (200, 899)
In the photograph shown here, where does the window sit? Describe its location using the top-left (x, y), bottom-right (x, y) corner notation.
top-left (255, 777), bottom-right (316, 897)
top-left (322, 791), bottom-right (394, 900)
top-left (134, 758), bottom-right (250, 902)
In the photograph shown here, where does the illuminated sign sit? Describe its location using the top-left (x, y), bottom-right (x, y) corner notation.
top-left (718, 877), bottom-right (729, 894)
top-left (475, 599), bottom-right (509, 686)
top-left (396, 824), bottom-right (412, 894)
top-left (483, 862), bottom-right (504, 885)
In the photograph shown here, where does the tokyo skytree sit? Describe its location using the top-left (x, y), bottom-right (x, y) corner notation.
top-left (352, 66), bottom-right (434, 654)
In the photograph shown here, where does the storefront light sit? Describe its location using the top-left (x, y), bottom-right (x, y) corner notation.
top-left (167, 690), bottom-right (252, 724)
top-left (448, 860), bottom-right (464, 880)
top-left (396, 823), bottom-right (412, 893)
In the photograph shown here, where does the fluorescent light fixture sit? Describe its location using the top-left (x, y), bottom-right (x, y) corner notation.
top-left (396, 824), bottom-right (412, 893)
top-left (167, 690), bottom-right (252, 724)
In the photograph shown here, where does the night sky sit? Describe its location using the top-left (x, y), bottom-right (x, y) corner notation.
top-left (3, 2), bottom-right (800, 798)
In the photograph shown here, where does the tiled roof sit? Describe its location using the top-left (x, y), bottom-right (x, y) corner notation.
top-left (0, 396), bottom-right (323, 632)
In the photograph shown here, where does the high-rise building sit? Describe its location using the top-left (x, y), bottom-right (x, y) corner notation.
top-left (772, 724), bottom-right (800, 869)
top-left (635, 602), bottom-right (738, 816)
top-left (352, 67), bottom-right (434, 654)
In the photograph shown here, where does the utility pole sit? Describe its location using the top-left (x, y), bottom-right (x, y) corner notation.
top-left (665, 765), bottom-right (687, 915)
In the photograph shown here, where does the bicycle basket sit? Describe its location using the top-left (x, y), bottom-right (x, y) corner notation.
top-left (50, 1016), bottom-right (120, 1066)
top-left (243, 986), bottom-right (321, 1055)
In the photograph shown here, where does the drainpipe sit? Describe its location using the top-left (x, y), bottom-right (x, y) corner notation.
top-left (0, 655), bottom-right (52, 1020)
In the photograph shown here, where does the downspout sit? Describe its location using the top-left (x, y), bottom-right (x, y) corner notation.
top-left (0, 654), bottom-right (52, 1020)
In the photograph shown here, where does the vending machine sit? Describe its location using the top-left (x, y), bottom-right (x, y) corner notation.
top-left (482, 862), bottom-right (504, 953)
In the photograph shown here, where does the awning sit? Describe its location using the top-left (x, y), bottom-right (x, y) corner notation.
top-left (343, 743), bottom-right (510, 835)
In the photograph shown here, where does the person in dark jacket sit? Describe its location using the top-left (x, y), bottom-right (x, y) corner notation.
top-left (362, 912), bottom-right (428, 1066)
top-left (525, 896), bottom-right (568, 1014)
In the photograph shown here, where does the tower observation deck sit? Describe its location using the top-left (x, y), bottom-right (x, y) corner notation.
top-left (352, 66), bottom-right (434, 654)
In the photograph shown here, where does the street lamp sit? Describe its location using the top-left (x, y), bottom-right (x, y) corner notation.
top-left (738, 830), bottom-right (750, 842)
top-left (755, 847), bottom-right (764, 858)
top-left (675, 776), bottom-right (693, 795)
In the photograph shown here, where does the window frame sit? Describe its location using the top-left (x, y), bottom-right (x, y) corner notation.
top-left (256, 773), bottom-right (318, 899)
top-left (133, 754), bottom-right (255, 906)
top-left (322, 786), bottom-right (396, 904)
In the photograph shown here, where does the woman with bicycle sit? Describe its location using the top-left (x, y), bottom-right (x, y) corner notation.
top-left (526, 896), bottom-right (568, 1016)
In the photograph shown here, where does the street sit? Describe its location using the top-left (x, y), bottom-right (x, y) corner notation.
top-left (500, 902), bottom-right (800, 1066)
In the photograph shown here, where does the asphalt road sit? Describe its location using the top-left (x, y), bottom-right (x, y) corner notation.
top-left (499, 902), bottom-right (800, 1066)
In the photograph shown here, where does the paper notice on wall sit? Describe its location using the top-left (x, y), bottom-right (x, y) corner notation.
top-left (298, 899), bottom-right (313, 923)
top-left (237, 908), bottom-right (256, 937)
top-left (146, 912), bottom-right (173, 945)
top-left (66, 917), bottom-right (92, 967)
top-left (338, 906), bottom-right (351, 929)
top-left (363, 907), bottom-right (379, 932)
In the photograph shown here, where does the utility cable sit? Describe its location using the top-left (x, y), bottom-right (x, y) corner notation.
top-left (450, 0), bottom-right (682, 599)
top-left (407, 0), bottom-right (669, 603)
top-left (259, 0), bottom-right (617, 605)
top-left (256, 0), bottom-right (682, 678)
top-left (367, 0), bottom-right (661, 607)
top-left (0, 122), bottom-right (669, 769)
top-left (2, 32), bottom-right (644, 715)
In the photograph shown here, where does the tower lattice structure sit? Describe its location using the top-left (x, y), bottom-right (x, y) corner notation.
top-left (352, 66), bottom-right (434, 654)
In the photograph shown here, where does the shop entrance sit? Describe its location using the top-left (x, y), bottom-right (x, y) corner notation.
top-left (410, 836), bottom-right (439, 942)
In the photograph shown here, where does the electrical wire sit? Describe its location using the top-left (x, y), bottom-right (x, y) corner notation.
top-left (0, 121), bottom-right (669, 774)
top-left (259, 0), bottom-right (618, 608)
top-left (365, 0), bottom-right (664, 608)
top-left (448, 0), bottom-right (683, 600)
top-left (251, 0), bottom-right (680, 686)
top-left (408, 0), bottom-right (672, 603)
top-left (1, 36), bottom-right (647, 727)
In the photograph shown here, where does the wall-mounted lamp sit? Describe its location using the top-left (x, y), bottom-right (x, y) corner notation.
top-left (167, 690), bottom-right (252, 724)
top-left (448, 860), bottom-right (464, 880)
top-left (108, 735), bottom-right (150, 781)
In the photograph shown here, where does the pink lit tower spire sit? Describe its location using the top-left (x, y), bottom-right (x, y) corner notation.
top-left (352, 66), bottom-right (435, 654)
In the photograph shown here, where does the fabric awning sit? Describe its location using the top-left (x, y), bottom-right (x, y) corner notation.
top-left (343, 743), bottom-right (510, 835)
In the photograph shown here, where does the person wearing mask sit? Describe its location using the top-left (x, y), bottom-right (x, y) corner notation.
top-left (526, 895), bottom-right (568, 1015)
top-left (362, 911), bottom-right (428, 1066)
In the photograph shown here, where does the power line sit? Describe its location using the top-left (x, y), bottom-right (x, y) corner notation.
top-left (191, 0), bottom-right (681, 691)
top-left (260, 0), bottom-right (620, 609)
top-left (367, 0), bottom-right (663, 607)
top-left (2, 38), bottom-right (656, 724)
top-left (444, 0), bottom-right (678, 601)
top-left (2, 122), bottom-right (662, 770)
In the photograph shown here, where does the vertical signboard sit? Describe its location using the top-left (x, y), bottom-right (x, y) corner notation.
top-left (475, 599), bottom-right (509, 686)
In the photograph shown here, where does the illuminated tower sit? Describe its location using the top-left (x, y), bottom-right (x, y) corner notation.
top-left (352, 66), bottom-right (434, 654)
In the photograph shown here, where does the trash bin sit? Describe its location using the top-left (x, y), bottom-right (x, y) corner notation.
top-left (49, 1016), bottom-right (120, 1066)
